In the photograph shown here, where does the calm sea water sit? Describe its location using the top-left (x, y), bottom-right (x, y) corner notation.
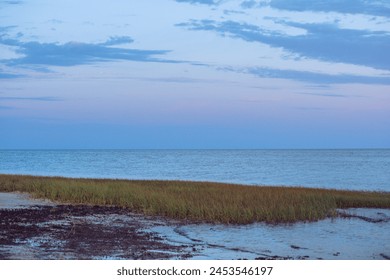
top-left (0, 149), bottom-right (389, 191)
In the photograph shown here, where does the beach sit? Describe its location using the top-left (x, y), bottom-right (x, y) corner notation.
top-left (1, 192), bottom-right (390, 260)
top-left (0, 192), bottom-right (194, 259)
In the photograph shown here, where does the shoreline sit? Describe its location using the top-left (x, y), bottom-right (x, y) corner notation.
top-left (0, 192), bottom-right (194, 260)
top-left (1, 192), bottom-right (390, 260)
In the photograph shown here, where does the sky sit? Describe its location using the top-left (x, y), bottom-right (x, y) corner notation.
top-left (0, 0), bottom-right (389, 149)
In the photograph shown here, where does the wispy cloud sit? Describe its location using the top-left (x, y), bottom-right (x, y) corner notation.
top-left (0, 1), bottom-right (23, 5)
top-left (0, 96), bottom-right (62, 101)
top-left (248, 67), bottom-right (390, 84)
top-left (0, 72), bottom-right (23, 79)
top-left (0, 36), bottom-right (177, 69)
top-left (136, 77), bottom-right (222, 84)
top-left (101, 36), bottom-right (134, 46)
top-left (176, 0), bottom-right (221, 5)
top-left (295, 92), bottom-right (347, 98)
top-left (46, 19), bottom-right (64, 25)
top-left (268, 0), bottom-right (390, 17)
top-left (0, 26), bottom-right (17, 34)
top-left (178, 19), bottom-right (390, 71)
top-left (240, 1), bottom-right (260, 9)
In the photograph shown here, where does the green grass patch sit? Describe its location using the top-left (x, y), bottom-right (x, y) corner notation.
top-left (1, 174), bottom-right (389, 224)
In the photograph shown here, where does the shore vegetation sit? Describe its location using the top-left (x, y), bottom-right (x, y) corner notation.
top-left (1, 174), bottom-right (390, 224)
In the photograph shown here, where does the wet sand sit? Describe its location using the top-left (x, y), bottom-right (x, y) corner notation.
top-left (0, 192), bottom-right (55, 209)
top-left (1, 192), bottom-right (390, 260)
top-left (0, 193), bottom-right (194, 259)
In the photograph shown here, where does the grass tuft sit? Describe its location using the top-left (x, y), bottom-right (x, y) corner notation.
top-left (1, 174), bottom-right (389, 224)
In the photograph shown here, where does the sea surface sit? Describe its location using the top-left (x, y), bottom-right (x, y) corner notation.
top-left (0, 149), bottom-right (389, 191)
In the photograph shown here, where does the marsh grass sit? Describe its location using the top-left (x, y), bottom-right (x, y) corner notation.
top-left (1, 174), bottom-right (389, 224)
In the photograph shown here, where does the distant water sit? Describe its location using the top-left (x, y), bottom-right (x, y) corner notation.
top-left (0, 149), bottom-right (389, 191)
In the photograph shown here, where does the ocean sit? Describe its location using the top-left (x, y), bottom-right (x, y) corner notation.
top-left (0, 149), bottom-right (389, 191)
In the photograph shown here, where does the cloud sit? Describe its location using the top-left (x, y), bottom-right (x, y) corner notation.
top-left (248, 67), bottom-right (390, 84)
top-left (46, 19), bottom-right (64, 25)
top-left (101, 36), bottom-right (134, 46)
top-left (0, 36), bottom-right (177, 68)
top-left (0, 96), bottom-right (62, 101)
top-left (175, 0), bottom-right (220, 5)
top-left (269, 0), bottom-right (390, 17)
top-left (135, 76), bottom-right (223, 84)
top-left (179, 19), bottom-right (390, 71)
top-left (240, 1), bottom-right (259, 9)
top-left (0, 1), bottom-right (23, 4)
top-left (0, 71), bottom-right (23, 79)
top-left (296, 92), bottom-right (347, 98)
top-left (275, 21), bottom-right (390, 70)
top-left (0, 26), bottom-right (17, 34)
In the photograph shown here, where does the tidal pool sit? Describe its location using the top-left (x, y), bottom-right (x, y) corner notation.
top-left (150, 208), bottom-right (390, 260)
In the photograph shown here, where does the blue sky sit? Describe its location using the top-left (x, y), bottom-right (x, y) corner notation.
top-left (1, 0), bottom-right (389, 148)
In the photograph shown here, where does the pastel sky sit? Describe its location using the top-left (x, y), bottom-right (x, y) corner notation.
top-left (1, 0), bottom-right (389, 148)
